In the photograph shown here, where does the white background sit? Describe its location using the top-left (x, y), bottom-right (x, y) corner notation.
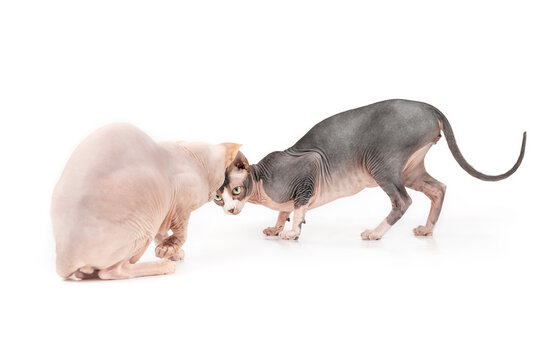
top-left (0, 1), bottom-right (549, 359)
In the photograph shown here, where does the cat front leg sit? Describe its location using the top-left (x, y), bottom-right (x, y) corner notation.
top-left (278, 168), bottom-right (316, 240)
top-left (279, 206), bottom-right (307, 240)
top-left (155, 209), bottom-right (190, 261)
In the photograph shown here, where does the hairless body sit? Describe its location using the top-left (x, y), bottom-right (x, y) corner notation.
top-left (52, 123), bottom-right (241, 279)
top-left (214, 99), bottom-right (526, 240)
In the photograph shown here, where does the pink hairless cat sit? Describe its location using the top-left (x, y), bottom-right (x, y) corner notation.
top-left (52, 123), bottom-right (241, 280)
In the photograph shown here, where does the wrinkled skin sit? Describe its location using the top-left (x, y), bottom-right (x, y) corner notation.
top-left (214, 99), bottom-right (526, 240)
top-left (52, 123), bottom-right (241, 280)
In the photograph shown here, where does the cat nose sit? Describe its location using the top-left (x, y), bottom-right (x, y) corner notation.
top-left (228, 208), bottom-right (235, 213)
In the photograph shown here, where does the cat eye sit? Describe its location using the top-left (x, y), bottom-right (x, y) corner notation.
top-left (214, 195), bottom-right (222, 201)
top-left (232, 187), bottom-right (242, 195)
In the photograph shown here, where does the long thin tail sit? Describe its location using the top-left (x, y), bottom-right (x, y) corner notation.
top-left (433, 108), bottom-right (526, 181)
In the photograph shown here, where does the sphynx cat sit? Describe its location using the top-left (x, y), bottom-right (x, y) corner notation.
top-left (52, 123), bottom-right (241, 279)
top-left (214, 99), bottom-right (526, 240)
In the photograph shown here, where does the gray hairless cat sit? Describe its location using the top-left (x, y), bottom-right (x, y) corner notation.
top-left (214, 99), bottom-right (526, 240)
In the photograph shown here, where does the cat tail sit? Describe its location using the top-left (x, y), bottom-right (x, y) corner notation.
top-left (432, 107), bottom-right (526, 181)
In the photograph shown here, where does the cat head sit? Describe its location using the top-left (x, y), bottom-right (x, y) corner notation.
top-left (213, 151), bottom-right (252, 215)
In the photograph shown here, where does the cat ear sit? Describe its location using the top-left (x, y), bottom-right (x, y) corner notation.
top-left (232, 151), bottom-right (250, 172)
top-left (221, 143), bottom-right (242, 168)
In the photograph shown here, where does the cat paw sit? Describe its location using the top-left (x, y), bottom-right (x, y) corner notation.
top-left (413, 226), bottom-right (433, 236)
top-left (279, 230), bottom-right (299, 240)
top-left (263, 226), bottom-right (283, 236)
top-left (155, 243), bottom-right (178, 259)
top-left (155, 235), bottom-right (183, 259)
top-left (361, 229), bottom-right (383, 240)
top-left (168, 249), bottom-right (185, 261)
top-left (161, 259), bottom-right (177, 274)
